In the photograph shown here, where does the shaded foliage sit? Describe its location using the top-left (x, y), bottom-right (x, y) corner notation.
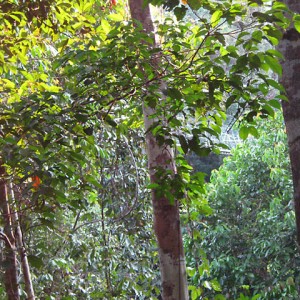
top-left (187, 152), bottom-right (226, 181)
top-left (192, 114), bottom-right (300, 299)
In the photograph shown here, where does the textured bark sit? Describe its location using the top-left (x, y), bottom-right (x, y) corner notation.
top-left (278, 0), bottom-right (300, 246)
top-left (128, 1), bottom-right (188, 299)
top-left (0, 163), bottom-right (19, 300)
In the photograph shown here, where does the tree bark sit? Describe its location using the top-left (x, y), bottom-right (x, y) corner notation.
top-left (278, 0), bottom-right (300, 246)
top-left (0, 163), bottom-right (20, 300)
top-left (128, 1), bottom-right (188, 299)
top-left (9, 184), bottom-right (35, 300)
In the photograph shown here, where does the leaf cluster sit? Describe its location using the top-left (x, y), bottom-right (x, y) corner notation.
top-left (195, 114), bottom-right (299, 299)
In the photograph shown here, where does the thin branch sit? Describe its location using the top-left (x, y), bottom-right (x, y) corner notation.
top-left (0, 232), bottom-right (14, 250)
top-left (113, 137), bottom-right (140, 222)
top-left (72, 210), bottom-right (81, 231)
top-left (71, 218), bottom-right (103, 233)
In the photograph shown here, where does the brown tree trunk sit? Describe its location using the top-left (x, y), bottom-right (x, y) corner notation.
top-left (278, 0), bottom-right (300, 246)
top-left (128, 1), bottom-right (188, 299)
top-left (9, 184), bottom-right (35, 300)
top-left (0, 163), bottom-right (20, 300)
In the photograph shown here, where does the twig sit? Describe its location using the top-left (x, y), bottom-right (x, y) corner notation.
top-left (0, 232), bottom-right (14, 250)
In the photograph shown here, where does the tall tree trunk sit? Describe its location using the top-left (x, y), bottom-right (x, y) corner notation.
top-left (278, 1), bottom-right (300, 246)
top-left (128, 1), bottom-right (188, 299)
top-left (0, 163), bottom-right (20, 300)
top-left (9, 184), bottom-right (35, 300)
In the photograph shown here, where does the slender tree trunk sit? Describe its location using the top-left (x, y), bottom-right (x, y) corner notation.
top-left (9, 184), bottom-right (35, 300)
top-left (278, 0), bottom-right (300, 246)
top-left (0, 163), bottom-right (20, 300)
top-left (128, 1), bottom-right (188, 299)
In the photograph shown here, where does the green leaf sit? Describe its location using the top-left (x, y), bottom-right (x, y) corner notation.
top-left (251, 0), bottom-right (264, 4)
top-left (249, 126), bottom-right (259, 138)
top-left (190, 286), bottom-right (202, 300)
top-left (147, 183), bottom-right (161, 189)
top-left (203, 280), bottom-right (212, 290)
top-left (211, 278), bottom-right (222, 292)
top-left (188, 0), bottom-right (202, 10)
top-left (85, 174), bottom-right (102, 188)
top-left (38, 83), bottom-right (62, 93)
top-left (187, 267), bottom-right (196, 277)
top-left (295, 20), bottom-right (300, 33)
top-left (178, 135), bottom-right (189, 154)
top-left (272, 1), bottom-right (288, 10)
top-left (211, 10), bottom-right (223, 27)
top-left (108, 14), bottom-right (123, 22)
top-left (167, 88), bottom-right (182, 100)
top-left (268, 99), bottom-right (281, 109)
top-left (174, 6), bottom-right (188, 21)
top-left (266, 49), bottom-right (284, 59)
top-left (266, 78), bottom-right (284, 91)
top-left (39, 218), bottom-right (55, 229)
top-left (145, 95), bottom-right (157, 108)
top-left (27, 255), bottom-right (43, 269)
top-left (261, 104), bottom-right (275, 117)
top-left (239, 126), bottom-right (249, 140)
top-left (264, 55), bottom-right (282, 76)
top-left (252, 30), bottom-right (262, 42)
top-left (105, 115), bottom-right (117, 127)
top-left (263, 26), bottom-right (282, 45)
top-left (197, 203), bottom-right (213, 215)
top-left (69, 151), bottom-right (85, 163)
top-left (215, 295), bottom-right (226, 300)
top-left (100, 19), bottom-right (111, 34)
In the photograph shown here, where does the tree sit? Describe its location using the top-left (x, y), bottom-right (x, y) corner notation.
top-left (0, 163), bottom-right (19, 300)
top-left (128, 1), bottom-right (188, 299)
top-left (278, 0), bottom-right (300, 246)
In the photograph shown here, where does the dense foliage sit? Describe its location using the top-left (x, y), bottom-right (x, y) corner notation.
top-left (188, 114), bottom-right (300, 299)
top-left (0, 0), bottom-right (300, 299)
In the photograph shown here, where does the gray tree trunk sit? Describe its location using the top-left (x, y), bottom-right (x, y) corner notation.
top-left (278, 0), bottom-right (300, 246)
top-left (128, 1), bottom-right (188, 299)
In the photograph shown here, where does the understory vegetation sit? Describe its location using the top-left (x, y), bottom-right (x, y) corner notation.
top-left (189, 114), bottom-right (300, 299)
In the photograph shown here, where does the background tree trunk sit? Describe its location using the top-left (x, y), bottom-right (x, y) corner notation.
top-left (0, 163), bottom-right (20, 300)
top-left (128, 1), bottom-right (188, 299)
top-left (9, 184), bottom-right (35, 300)
top-left (278, 0), bottom-right (300, 246)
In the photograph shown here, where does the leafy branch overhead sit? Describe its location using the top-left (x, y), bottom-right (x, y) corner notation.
top-left (0, 1), bottom-right (294, 218)
top-left (0, 0), bottom-right (293, 163)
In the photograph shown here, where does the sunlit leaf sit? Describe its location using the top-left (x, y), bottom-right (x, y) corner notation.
top-left (211, 10), bottom-right (223, 27)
